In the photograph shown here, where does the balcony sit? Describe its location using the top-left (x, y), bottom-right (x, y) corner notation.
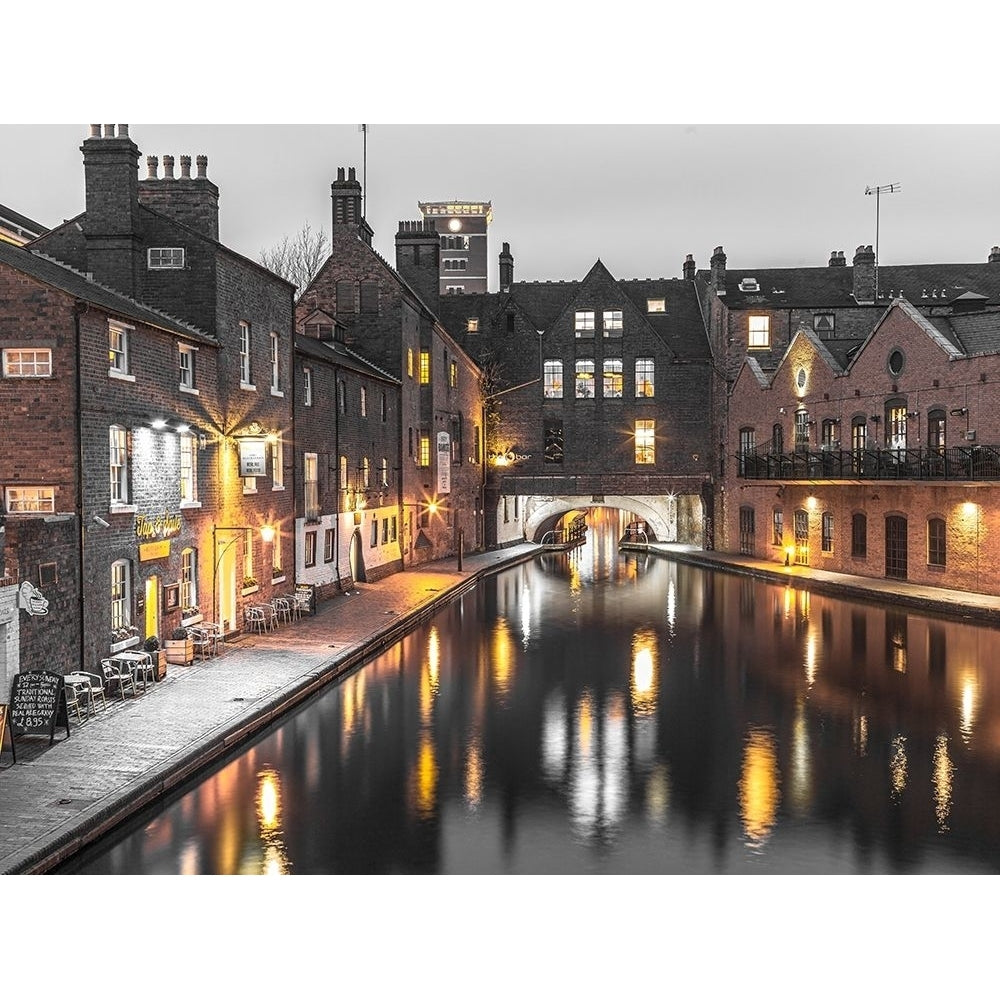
top-left (739, 445), bottom-right (1000, 482)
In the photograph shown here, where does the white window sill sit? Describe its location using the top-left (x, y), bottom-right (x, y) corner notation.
top-left (241, 585), bottom-right (259, 596)
top-left (180, 613), bottom-right (203, 626)
top-left (270, 387), bottom-right (284, 398)
top-left (271, 575), bottom-right (286, 585)
top-left (179, 500), bottom-right (202, 509)
top-left (241, 382), bottom-right (257, 391)
top-left (271, 485), bottom-right (285, 492)
top-left (110, 503), bottom-right (137, 514)
top-left (179, 384), bottom-right (199, 395)
top-left (242, 488), bottom-right (258, 495)
top-left (109, 370), bottom-right (136, 382)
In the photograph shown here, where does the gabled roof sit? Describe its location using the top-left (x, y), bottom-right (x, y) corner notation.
top-left (699, 260), bottom-right (1000, 308)
top-left (294, 332), bottom-right (400, 384)
top-left (849, 297), bottom-right (965, 369)
top-left (0, 241), bottom-right (215, 344)
top-left (0, 202), bottom-right (48, 242)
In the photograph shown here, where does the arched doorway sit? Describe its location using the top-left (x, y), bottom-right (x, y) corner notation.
top-left (349, 529), bottom-right (366, 583)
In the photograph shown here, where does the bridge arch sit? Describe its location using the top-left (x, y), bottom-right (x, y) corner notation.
top-left (524, 494), bottom-right (692, 545)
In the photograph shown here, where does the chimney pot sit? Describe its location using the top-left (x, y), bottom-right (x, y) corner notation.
top-left (118, 124), bottom-right (129, 137)
top-left (89, 124), bottom-right (101, 137)
top-left (196, 155), bottom-right (208, 178)
top-left (163, 154), bottom-right (175, 179)
top-left (180, 155), bottom-right (191, 179)
top-left (337, 167), bottom-right (345, 181)
top-left (103, 124), bottom-right (115, 138)
top-left (348, 167), bottom-right (356, 181)
top-left (989, 246), bottom-right (1000, 263)
top-left (146, 155), bottom-right (159, 179)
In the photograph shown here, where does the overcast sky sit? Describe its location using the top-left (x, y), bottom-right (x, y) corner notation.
top-left (5, 4), bottom-right (1000, 295)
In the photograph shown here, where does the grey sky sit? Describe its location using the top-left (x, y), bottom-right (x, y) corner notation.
top-left (5, 123), bottom-right (1000, 293)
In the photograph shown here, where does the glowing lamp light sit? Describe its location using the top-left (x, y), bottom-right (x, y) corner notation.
top-left (151, 418), bottom-right (167, 430)
top-left (426, 501), bottom-right (439, 516)
top-left (260, 524), bottom-right (276, 544)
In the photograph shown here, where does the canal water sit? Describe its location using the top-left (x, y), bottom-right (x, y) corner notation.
top-left (66, 509), bottom-right (1000, 874)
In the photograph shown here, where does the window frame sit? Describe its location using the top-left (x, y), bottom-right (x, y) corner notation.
top-left (4, 485), bottom-right (55, 513)
top-left (239, 321), bottom-right (253, 388)
top-left (111, 559), bottom-right (131, 630)
top-left (303, 366), bottom-right (313, 406)
top-left (179, 432), bottom-right (198, 504)
top-left (147, 247), bottom-right (185, 270)
top-left (574, 310), bottom-right (595, 338)
top-left (109, 320), bottom-right (131, 376)
top-left (748, 315), bottom-right (770, 349)
top-left (178, 343), bottom-right (196, 390)
top-left (270, 332), bottom-right (281, 395)
top-left (602, 357), bottom-right (623, 398)
top-left (109, 424), bottom-right (129, 505)
top-left (635, 358), bottom-right (654, 398)
top-left (543, 359), bottom-right (563, 399)
top-left (602, 310), bottom-right (623, 338)
top-left (634, 419), bottom-right (655, 465)
top-left (927, 516), bottom-right (946, 567)
top-left (575, 359), bottom-right (595, 399)
top-left (3, 347), bottom-right (52, 378)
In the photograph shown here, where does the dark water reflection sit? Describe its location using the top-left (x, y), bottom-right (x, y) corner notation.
top-left (69, 510), bottom-right (1000, 874)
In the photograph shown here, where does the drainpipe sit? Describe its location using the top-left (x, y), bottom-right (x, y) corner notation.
top-left (73, 300), bottom-right (89, 673)
top-left (334, 361), bottom-right (343, 590)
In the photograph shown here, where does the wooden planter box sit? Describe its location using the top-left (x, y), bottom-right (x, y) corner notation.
top-left (164, 638), bottom-right (194, 665)
top-left (155, 649), bottom-right (168, 680)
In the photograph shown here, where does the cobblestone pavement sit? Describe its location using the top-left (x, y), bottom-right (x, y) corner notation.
top-left (4, 540), bottom-right (998, 874)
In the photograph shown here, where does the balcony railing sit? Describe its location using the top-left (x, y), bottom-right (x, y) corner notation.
top-left (739, 445), bottom-right (1000, 482)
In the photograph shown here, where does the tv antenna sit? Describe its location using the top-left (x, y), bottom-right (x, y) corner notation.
top-left (864, 182), bottom-right (900, 301)
top-left (358, 124), bottom-right (369, 219)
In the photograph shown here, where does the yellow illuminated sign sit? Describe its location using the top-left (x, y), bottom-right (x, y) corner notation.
top-left (139, 540), bottom-right (171, 561)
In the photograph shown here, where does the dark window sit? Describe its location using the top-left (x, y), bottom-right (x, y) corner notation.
top-left (928, 517), bottom-right (946, 567)
top-left (739, 507), bottom-right (755, 556)
top-left (772, 508), bottom-right (783, 546)
top-left (336, 281), bottom-right (357, 313)
top-left (544, 419), bottom-right (564, 464)
top-left (928, 409), bottom-right (945, 452)
top-left (360, 282), bottom-right (379, 313)
top-left (852, 513), bottom-right (867, 558)
top-left (822, 512), bottom-right (834, 553)
top-left (888, 349), bottom-right (905, 377)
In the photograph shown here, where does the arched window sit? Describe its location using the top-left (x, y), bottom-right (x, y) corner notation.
top-left (771, 423), bottom-right (784, 455)
top-left (927, 517), bottom-right (946, 567)
top-left (851, 513), bottom-right (867, 558)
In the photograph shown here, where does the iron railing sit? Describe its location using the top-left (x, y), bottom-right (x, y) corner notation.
top-left (739, 445), bottom-right (1000, 482)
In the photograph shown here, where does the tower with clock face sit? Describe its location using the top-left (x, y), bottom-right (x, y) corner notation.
top-left (417, 199), bottom-right (492, 296)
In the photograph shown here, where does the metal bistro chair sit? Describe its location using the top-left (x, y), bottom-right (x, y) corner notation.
top-left (78, 671), bottom-right (108, 714)
top-left (130, 653), bottom-right (156, 690)
top-left (101, 658), bottom-right (137, 700)
top-left (245, 606), bottom-right (267, 636)
top-left (189, 626), bottom-right (214, 661)
top-left (63, 678), bottom-right (87, 722)
top-left (272, 597), bottom-right (293, 625)
top-left (202, 622), bottom-right (225, 655)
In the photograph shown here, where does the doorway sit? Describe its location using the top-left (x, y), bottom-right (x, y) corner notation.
top-left (885, 515), bottom-right (908, 580)
top-left (144, 575), bottom-right (159, 643)
top-left (217, 536), bottom-right (237, 633)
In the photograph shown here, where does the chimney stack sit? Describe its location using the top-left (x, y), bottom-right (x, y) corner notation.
top-left (138, 150), bottom-right (220, 241)
top-left (829, 250), bottom-right (846, 267)
top-left (852, 244), bottom-right (876, 303)
top-left (395, 220), bottom-right (440, 309)
top-left (331, 165), bottom-right (372, 245)
top-left (162, 154), bottom-right (175, 179)
top-left (683, 254), bottom-right (696, 280)
top-left (499, 241), bottom-right (513, 291)
top-left (989, 246), bottom-right (1000, 264)
top-left (146, 155), bottom-right (158, 179)
top-left (710, 246), bottom-right (727, 292)
top-left (180, 155), bottom-right (191, 179)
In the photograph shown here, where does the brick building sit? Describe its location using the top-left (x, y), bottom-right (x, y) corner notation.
top-left (296, 168), bottom-right (483, 565)
top-left (294, 322), bottom-right (401, 594)
top-left (1, 124), bottom-right (297, 694)
top-left (711, 244), bottom-right (1000, 592)
top-left (435, 245), bottom-right (714, 549)
top-left (417, 199), bottom-right (492, 295)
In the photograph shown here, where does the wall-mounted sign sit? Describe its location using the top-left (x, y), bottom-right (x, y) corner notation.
top-left (134, 511), bottom-right (182, 540)
top-left (239, 438), bottom-right (268, 477)
top-left (18, 580), bottom-right (49, 616)
top-left (437, 431), bottom-right (451, 495)
top-left (139, 540), bottom-right (171, 562)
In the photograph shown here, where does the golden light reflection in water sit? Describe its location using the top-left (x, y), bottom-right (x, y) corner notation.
top-left (577, 690), bottom-right (595, 758)
top-left (804, 625), bottom-right (818, 688)
top-left (960, 672), bottom-right (978, 744)
top-left (410, 733), bottom-right (439, 819)
top-left (666, 579), bottom-right (676, 634)
top-left (890, 736), bottom-right (908, 799)
top-left (890, 629), bottom-right (907, 673)
top-left (790, 700), bottom-right (812, 812)
top-left (738, 727), bottom-right (781, 848)
top-left (465, 735), bottom-right (483, 810)
top-left (568, 561), bottom-right (581, 594)
top-left (491, 618), bottom-right (514, 700)
top-left (933, 734), bottom-right (954, 832)
top-left (341, 670), bottom-right (367, 756)
top-left (420, 627), bottom-right (441, 726)
top-left (645, 763), bottom-right (670, 825)
top-left (520, 586), bottom-right (532, 645)
top-left (854, 713), bottom-right (869, 757)
top-left (250, 767), bottom-right (289, 875)
top-left (630, 629), bottom-right (658, 718)
top-left (427, 626), bottom-right (440, 688)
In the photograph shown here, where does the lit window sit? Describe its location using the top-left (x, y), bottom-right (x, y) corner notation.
top-left (339, 455), bottom-right (349, 507)
top-left (304, 453), bottom-right (319, 521)
top-left (244, 528), bottom-right (254, 584)
top-left (407, 348), bottom-right (414, 378)
top-left (419, 432), bottom-right (430, 467)
top-left (239, 321), bottom-right (252, 386)
top-left (178, 344), bottom-right (195, 389)
top-left (467, 318), bottom-right (479, 333)
top-left (822, 512), bottom-right (834, 553)
top-left (305, 531), bottom-right (317, 567)
top-left (603, 358), bottom-right (623, 398)
top-left (272, 525), bottom-right (282, 577)
top-left (179, 433), bottom-right (198, 503)
top-left (360, 386), bottom-right (367, 417)
top-left (370, 518), bottom-right (378, 547)
top-left (362, 456), bottom-right (370, 489)
top-left (635, 358), bottom-right (654, 398)
top-left (148, 247), bottom-right (184, 269)
top-left (635, 419), bottom-right (655, 464)
top-left (450, 360), bottom-right (458, 388)
top-left (303, 366), bottom-right (313, 406)
top-left (270, 332), bottom-right (281, 394)
top-left (110, 559), bottom-right (131, 630)
top-left (419, 351), bottom-right (430, 385)
top-left (574, 311), bottom-right (595, 338)
top-left (647, 299), bottom-right (666, 313)
top-left (544, 359), bottom-right (563, 398)
top-left (602, 310), bottom-right (623, 338)
top-left (271, 434), bottom-right (284, 490)
top-left (109, 320), bottom-right (131, 375)
top-left (4, 486), bottom-right (55, 513)
top-left (3, 348), bottom-right (52, 377)
top-left (110, 424), bottom-right (128, 504)
top-left (773, 509), bottom-right (784, 546)
top-left (575, 360), bottom-right (595, 398)
top-left (181, 548), bottom-right (197, 608)
top-left (324, 528), bottom-right (335, 562)
top-left (380, 458), bottom-right (389, 488)
top-left (748, 315), bottom-right (770, 348)
top-left (928, 517), bottom-right (946, 567)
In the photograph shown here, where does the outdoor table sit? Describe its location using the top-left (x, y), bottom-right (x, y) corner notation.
top-left (63, 672), bottom-right (93, 719)
top-left (110, 650), bottom-right (154, 692)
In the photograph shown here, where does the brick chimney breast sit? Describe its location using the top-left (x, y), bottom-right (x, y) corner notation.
top-left (683, 253), bottom-right (696, 280)
top-left (852, 244), bottom-right (876, 303)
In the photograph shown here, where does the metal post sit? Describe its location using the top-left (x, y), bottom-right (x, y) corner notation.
top-left (457, 527), bottom-right (464, 572)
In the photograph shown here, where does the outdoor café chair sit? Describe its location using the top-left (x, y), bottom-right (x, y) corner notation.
top-left (63, 678), bottom-right (87, 722)
top-left (272, 597), bottom-right (292, 625)
top-left (78, 671), bottom-right (108, 714)
top-left (245, 607), bottom-right (267, 636)
top-left (189, 626), bottom-right (214, 660)
top-left (101, 658), bottom-right (137, 700)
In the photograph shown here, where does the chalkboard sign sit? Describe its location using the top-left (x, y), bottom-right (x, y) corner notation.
top-left (9, 670), bottom-right (70, 745)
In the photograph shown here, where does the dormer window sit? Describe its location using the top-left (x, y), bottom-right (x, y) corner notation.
top-left (739, 277), bottom-right (760, 292)
top-left (813, 313), bottom-right (835, 334)
top-left (148, 247), bottom-right (185, 269)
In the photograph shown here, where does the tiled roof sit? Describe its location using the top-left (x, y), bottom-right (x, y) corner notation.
top-left (294, 333), bottom-right (400, 383)
top-left (0, 241), bottom-right (215, 344)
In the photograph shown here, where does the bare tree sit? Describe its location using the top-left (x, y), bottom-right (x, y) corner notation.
top-left (259, 222), bottom-right (329, 297)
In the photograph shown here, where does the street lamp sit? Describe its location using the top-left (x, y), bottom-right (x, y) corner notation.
top-left (212, 523), bottom-right (275, 630)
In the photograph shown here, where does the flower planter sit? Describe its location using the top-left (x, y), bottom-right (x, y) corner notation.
top-left (164, 638), bottom-right (194, 665)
